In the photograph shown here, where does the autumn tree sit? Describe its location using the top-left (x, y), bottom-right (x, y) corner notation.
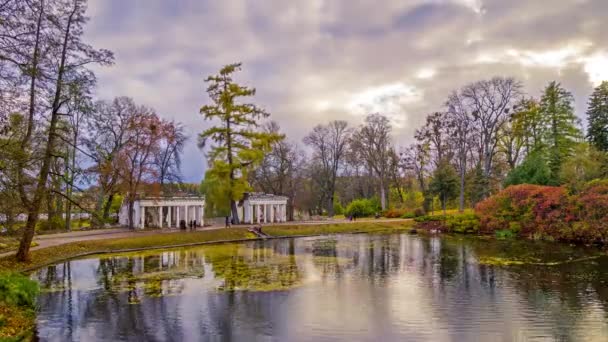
top-left (303, 120), bottom-right (352, 217)
top-left (586, 81), bottom-right (608, 152)
top-left (199, 63), bottom-right (282, 223)
top-left (120, 111), bottom-right (170, 228)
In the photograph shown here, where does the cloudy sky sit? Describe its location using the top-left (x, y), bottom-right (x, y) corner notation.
top-left (85, 0), bottom-right (608, 182)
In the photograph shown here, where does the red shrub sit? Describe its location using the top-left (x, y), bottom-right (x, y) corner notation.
top-left (475, 184), bottom-right (573, 239)
top-left (569, 180), bottom-right (608, 243)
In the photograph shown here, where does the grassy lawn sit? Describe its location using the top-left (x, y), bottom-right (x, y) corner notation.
top-left (0, 228), bottom-right (256, 273)
top-left (263, 221), bottom-right (414, 237)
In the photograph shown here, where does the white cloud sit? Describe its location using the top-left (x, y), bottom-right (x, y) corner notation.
top-left (582, 52), bottom-right (608, 87)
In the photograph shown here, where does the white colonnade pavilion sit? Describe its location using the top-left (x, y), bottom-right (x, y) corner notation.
top-left (119, 196), bottom-right (205, 229)
top-left (240, 193), bottom-right (288, 224)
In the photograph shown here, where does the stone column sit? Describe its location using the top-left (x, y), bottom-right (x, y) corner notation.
top-left (176, 206), bottom-right (180, 227)
top-left (270, 204), bottom-right (275, 223)
top-left (257, 204), bottom-right (261, 224)
top-left (282, 204), bottom-right (287, 222)
top-left (159, 206), bottom-right (163, 228)
top-left (167, 206), bottom-right (172, 228)
top-left (140, 206), bottom-right (145, 228)
top-left (199, 205), bottom-right (204, 226)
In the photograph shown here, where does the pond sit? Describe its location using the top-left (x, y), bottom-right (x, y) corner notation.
top-left (33, 233), bottom-right (608, 341)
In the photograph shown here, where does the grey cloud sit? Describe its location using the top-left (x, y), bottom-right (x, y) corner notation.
top-left (85, 0), bottom-right (608, 182)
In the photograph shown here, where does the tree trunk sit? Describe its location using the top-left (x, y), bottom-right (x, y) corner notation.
top-left (102, 193), bottom-right (114, 222)
top-left (230, 200), bottom-right (239, 224)
top-left (127, 200), bottom-right (134, 229)
top-left (327, 194), bottom-right (334, 217)
top-left (459, 156), bottom-right (466, 213)
top-left (379, 178), bottom-right (386, 211)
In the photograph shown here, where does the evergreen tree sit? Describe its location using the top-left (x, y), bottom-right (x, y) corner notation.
top-left (539, 81), bottom-right (582, 184)
top-left (504, 151), bottom-right (551, 187)
top-left (429, 160), bottom-right (459, 215)
top-left (586, 81), bottom-right (608, 152)
top-left (199, 63), bottom-right (282, 224)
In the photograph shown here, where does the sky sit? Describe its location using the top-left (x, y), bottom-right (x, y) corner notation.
top-left (85, 0), bottom-right (608, 182)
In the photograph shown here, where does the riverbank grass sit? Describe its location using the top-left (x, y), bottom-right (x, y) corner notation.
top-left (262, 221), bottom-right (414, 237)
top-left (0, 228), bottom-right (256, 273)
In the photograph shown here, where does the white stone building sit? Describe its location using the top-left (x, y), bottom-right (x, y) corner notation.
top-left (238, 193), bottom-right (288, 224)
top-left (118, 196), bottom-right (205, 229)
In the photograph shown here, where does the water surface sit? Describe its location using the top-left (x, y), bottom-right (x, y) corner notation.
top-left (34, 233), bottom-right (608, 341)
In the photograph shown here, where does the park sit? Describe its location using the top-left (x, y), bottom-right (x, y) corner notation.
top-left (1, 0), bottom-right (608, 341)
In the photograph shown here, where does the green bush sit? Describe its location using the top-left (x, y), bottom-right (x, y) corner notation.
top-left (401, 212), bottom-right (416, 219)
top-left (495, 229), bottom-right (516, 239)
top-left (414, 215), bottom-right (445, 223)
top-left (444, 214), bottom-right (480, 234)
top-left (333, 200), bottom-right (344, 216)
top-left (37, 216), bottom-right (65, 232)
top-left (0, 273), bottom-right (39, 308)
top-left (345, 199), bottom-right (379, 218)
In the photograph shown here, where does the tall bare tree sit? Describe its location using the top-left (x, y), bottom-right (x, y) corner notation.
top-left (154, 121), bottom-right (186, 187)
top-left (351, 114), bottom-right (392, 210)
top-left (446, 92), bottom-right (474, 212)
top-left (303, 120), bottom-right (352, 217)
top-left (461, 77), bottom-right (522, 197)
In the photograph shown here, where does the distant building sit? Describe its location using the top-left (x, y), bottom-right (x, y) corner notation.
top-left (238, 192), bottom-right (288, 224)
top-left (118, 196), bottom-right (205, 229)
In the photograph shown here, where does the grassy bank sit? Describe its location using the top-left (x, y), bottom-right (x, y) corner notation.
top-left (262, 220), bottom-right (413, 237)
top-left (0, 228), bottom-right (256, 273)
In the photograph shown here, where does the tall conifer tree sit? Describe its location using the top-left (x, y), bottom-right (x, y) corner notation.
top-left (586, 81), bottom-right (608, 152)
top-left (200, 63), bottom-right (282, 223)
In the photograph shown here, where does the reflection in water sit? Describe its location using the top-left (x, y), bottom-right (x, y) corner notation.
top-left (34, 234), bottom-right (608, 341)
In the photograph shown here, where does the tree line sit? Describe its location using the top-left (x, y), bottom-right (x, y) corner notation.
top-left (211, 74), bottom-right (608, 220)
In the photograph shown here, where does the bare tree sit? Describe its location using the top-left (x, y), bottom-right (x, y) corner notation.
top-left (401, 143), bottom-right (431, 212)
top-left (303, 120), bottom-right (352, 217)
top-left (414, 112), bottom-right (452, 166)
top-left (82, 97), bottom-right (135, 225)
top-left (250, 121), bottom-right (306, 220)
top-left (154, 121), bottom-right (187, 187)
top-left (351, 114), bottom-right (392, 210)
top-left (461, 77), bottom-right (522, 187)
top-left (446, 92), bottom-right (474, 212)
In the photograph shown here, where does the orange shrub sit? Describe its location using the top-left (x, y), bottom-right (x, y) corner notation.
top-left (382, 208), bottom-right (406, 218)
